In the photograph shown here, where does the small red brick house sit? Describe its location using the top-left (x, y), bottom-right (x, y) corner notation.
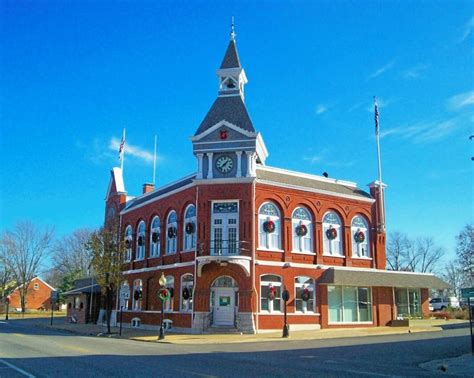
top-left (104, 29), bottom-right (448, 333)
top-left (9, 277), bottom-right (55, 311)
top-left (64, 278), bottom-right (101, 324)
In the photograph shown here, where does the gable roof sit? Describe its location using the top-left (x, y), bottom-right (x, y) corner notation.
top-left (12, 276), bottom-right (55, 292)
top-left (195, 96), bottom-right (255, 136)
top-left (63, 277), bottom-right (101, 295)
top-left (220, 40), bottom-right (241, 69)
top-left (256, 166), bottom-right (373, 201)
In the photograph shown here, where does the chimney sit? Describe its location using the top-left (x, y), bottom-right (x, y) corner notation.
top-left (142, 183), bottom-right (154, 194)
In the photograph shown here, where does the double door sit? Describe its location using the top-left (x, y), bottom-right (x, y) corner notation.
top-left (211, 202), bottom-right (239, 256)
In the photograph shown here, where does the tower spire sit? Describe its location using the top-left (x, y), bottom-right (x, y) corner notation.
top-left (230, 16), bottom-right (236, 41)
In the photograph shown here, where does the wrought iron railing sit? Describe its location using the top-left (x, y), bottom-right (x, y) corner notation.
top-left (210, 239), bottom-right (241, 256)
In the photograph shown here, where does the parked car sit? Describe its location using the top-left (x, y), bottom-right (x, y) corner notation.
top-left (429, 297), bottom-right (460, 311)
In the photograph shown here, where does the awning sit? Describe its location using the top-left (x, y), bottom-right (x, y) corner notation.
top-left (63, 284), bottom-right (101, 295)
top-left (318, 268), bottom-right (450, 289)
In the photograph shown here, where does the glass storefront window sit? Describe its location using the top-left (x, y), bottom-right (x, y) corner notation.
top-left (328, 285), bottom-right (372, 323)
top-left (396, 288), bottom-right (421, 318)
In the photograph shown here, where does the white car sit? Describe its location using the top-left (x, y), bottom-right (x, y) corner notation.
top-left (429, 297), bottom-right (460, 311)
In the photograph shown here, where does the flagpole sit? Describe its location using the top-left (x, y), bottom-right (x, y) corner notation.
top-left (153, 135), bottom-right (157, 185)
top-left (120, 128), bottom-right (126, 172)
top-left (374, 97), bottom-right (385, 232)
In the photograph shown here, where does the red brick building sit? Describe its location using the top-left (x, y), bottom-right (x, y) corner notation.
top-left (105, 30), bottom-right (448, 333)
top-left (9, 277), bottom-right (55, 311)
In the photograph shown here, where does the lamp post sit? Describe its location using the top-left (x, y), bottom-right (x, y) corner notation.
top-left (282, 288), bottom-right (290, 338)
top-left (158, 272), bottom-right (168, 341)
top-left (5, 295), bottom-right (10, 321)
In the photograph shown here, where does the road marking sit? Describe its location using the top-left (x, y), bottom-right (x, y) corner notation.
top-left (0, 359), bottom-right (36, 378)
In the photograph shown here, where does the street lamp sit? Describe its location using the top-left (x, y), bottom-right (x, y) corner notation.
top-left (282, 287), bottom-right (290, 338)
top-left (158, 273), bottom-right (169, 341)
top-left (5, 295), bottom-right (10, 321)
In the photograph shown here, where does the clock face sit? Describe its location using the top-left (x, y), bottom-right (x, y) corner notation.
top-left (215, 156), bottom-right (233, 173)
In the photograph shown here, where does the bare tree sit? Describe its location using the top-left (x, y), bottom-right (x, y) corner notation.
top-left (0, 260), bottom-right (13, 299)
top-left (386, 232), bottom-right (412, 271)
top-left (52, 229), bottom-right (93, 278)
top-left (443, 261), bottom-right (464, 298)
top-left (88, 221), bottom-right (124, 334)
top-left (407, 237), bottom-right (444, 273)
top-left (456, 224), bottom-right (473, 287)
top-left (0, 222), bottom-right (54, 312)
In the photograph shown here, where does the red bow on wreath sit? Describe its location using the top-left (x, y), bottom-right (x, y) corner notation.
top-left (268, 285), bottom-right (276, 300)
top-left (263, 220), bottom-right (276, 233)
top-left (296, 224), bottom-right (308, 237)
top-left (301, 287), bottom-right (310, 302)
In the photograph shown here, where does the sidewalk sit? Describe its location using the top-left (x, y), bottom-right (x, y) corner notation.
top-left (34, 318), bottom-right (468, 345)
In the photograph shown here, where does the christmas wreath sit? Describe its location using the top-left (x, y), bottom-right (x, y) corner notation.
top-left (301, 287), bottom-right (310, 302)
top-left (182, 287), bottom-right (190, 300)
top-left (263, 220), bottom-right (276, 233)
top-left (125, 239), bottom-right (131, 248)
top-left (158, 287), bottom-right (171, 301)
top-left (133, 290), bottom-right (142, 301)
top-left (152, 232), bottom-right (159, 243)
top-left (326, 227), bottom-right (337, 240)
top-left (354, 230), bottom-right (365, 243)
top-left (296, 224), bottom-right (308, 237)
top-left (185, 222), bottom-right (195, 235)
top-left (137, 236), bottom-right (144, 246)
top-left (167, 227), bottom-right (177, 239)
top-left (268, 285), bottom-right (276, 300)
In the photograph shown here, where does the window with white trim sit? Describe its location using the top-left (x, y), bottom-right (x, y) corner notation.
top-left (132, 279), bottom-right (143, 311)
top-left (294, 276), bottom-right (315, 313)
top-left (328, 285), bottom-right (372, 323)
top-left (124, 226), bottom-right (132, 261)
top-left (150, 216), bottom-right (160, 257)
top-left (292, 207), bottom-right (313, 253)
top-left (164, 275), bottom-right (174, 312)
top-left (259, 202), bottom-right (281, 250)
top-left (351, 215), bottom-right (370, 258)
top-left (120, 280), bottom-right (130, 310)
top-left (166, 211), bottom-right (177, 255)
top-left (180, 274), bottom-right (193, 312)
top-left (136, 221), bottom-right (145, 260)
top-left (183, 205), bottom-right (196, 251)
top-left (260, 275), bottom-right (282, 313)
top-left (395, 288), bottom-right (421, 318)
top-left (323, 211), bottom-right (343, 256)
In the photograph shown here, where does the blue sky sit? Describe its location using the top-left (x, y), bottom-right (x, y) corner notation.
top-left (1, 1), bottom-right (473, 265)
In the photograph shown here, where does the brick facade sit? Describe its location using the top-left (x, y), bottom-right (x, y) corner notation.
top-left (9, 277), bottom-right (54, 311)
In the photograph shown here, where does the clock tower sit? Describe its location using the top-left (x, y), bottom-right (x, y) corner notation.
top-left (191, 22), bottom-right (268, 180)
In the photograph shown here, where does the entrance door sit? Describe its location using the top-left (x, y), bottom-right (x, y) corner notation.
top-left (213, 288), bottom-right (235, 326)
top-left (211, 202), bottom-right (239, 256)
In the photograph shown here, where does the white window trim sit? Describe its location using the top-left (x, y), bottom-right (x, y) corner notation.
top-left (124, 226), bottom-right (133, 262)
top-left (166, 211), bottom-right (178, 255)
top-left (135, 221), bottom-right (146, 261)
top-left (150, 216), bottom-right (161, 258)
top-left (351, 215), bottom-right (370, 258)
top-left (258, 202), bottom-right (282, 251)
top-left (183, 205), bottom-right (197, 252)
top-left (260, 275), bottom-right (283, 314)
top-left (322, 211), bottom-right (344, 257)
top-left (328, 285), bottom-right (373, 324)
top-left (291, 207), bottom-right (314, 253)
top-left (132, 279), bottom-right (143, 311)
top-left (180, 274), bottom-right (194, 312)
top-left (294, 277), bottom-right (316, 314)
top-left (164, 276), bottom-right (174, 312)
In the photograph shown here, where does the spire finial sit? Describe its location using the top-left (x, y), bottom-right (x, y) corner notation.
top-left (230, 16), bottom-right (236, 41)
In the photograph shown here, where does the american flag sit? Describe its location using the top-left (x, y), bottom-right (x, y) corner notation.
top-left (118, 129), bottom-right (125, 160)
top-left (374, 99), bottom-right (379, 135)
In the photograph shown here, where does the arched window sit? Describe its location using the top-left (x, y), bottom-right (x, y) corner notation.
top-left (258, 202), bottom-right (281, 250)
top-left (183, 205), bottom-right (196, 251)
top-left (323, 211), bottom-right (343, 256)
top-left (120, 280), bottom-right (130, 310)
top-left (124, 226), bottom-right (133, 261)
top-left (164, 275), bottom-right (174, 312)
top-left (132, 279), bottom-right (143, 311)
top-left (292, 207), bottom-right (313, 253)
top-left (136, 221), bottom-right (146, 260)
top-left (294, 276), bottom-right (315, 313)
top-left (352, 215), bottom-right (370, 258)
top-left (260, 274), bottom-right (282, 313)
top-left (180, 274), bottom-right (194, 312)
top-left (166, 211), bottom-right (177, 255)
top-left (150, 216), bottom-right (160, 257)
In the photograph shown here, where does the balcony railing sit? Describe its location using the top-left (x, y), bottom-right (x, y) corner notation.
top-left (210, 240), bottom-right (241, 256)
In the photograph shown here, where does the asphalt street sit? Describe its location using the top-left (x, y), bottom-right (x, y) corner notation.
top-left (0, 319), bottom-right (471, 377)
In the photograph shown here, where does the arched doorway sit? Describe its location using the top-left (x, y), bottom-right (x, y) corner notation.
top-left (211, 276), bottom-right (238, 326)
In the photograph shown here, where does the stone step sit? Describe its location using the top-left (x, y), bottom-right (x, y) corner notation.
top-left (208, 326), bottom-right (241, 334)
